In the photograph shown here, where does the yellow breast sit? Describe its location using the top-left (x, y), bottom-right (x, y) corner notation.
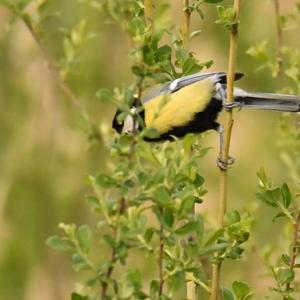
top-left (144, 79), bottom-right (215, 134)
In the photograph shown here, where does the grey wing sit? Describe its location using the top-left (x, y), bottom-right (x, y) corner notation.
top-left (142, 72), bottom-right (244, 103)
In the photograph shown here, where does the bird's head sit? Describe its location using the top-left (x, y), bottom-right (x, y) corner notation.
top-left (112, 96), bottom-right (144, 134)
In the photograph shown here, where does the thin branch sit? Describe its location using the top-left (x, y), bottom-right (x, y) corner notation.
top-left (182, 1), bottom-right (198, 299)
top-left (100, 73), bottom-right (142, 298)
top-left (273, 0), bottom-right (283, 75)
top-left (101, 197), bottom-right (126, 299)
top-left (210, 1), bottom-right (241, 299)
top-left (144, 0), bottom-right (154, 35)
top-left (183, 0), bottom-right (191, 51)
top-left (284, 211), bottom-right (300, 300)
top-left (182, 2), bottom-right (199, 298)
top-left (21, 17), bottom-right (90, 122)
top-left (158, 207), bottom-right (165, 296)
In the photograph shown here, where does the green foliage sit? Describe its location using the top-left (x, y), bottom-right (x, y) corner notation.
top-left (4, 0), bottom-right (300, 299)
top-left (72, 293), bottom-right (89, 300)
top-left (8, 0), bottom-right (254, 298)
top-left (48, 133), bottom-right (220, 298)
top-left (216, 5), bottom-right (238, 31)
top-left (256, 168), bottom-right (300, 299)
top-left (60, 19), bottom-right (90, 79)
top-left (223, 281), bottom-right (254, 300)
top-left (257, 168), bottom-right (294, 221)
top-left (184, 0), bottom-right (224, 19)
top-left (248, 3), bottom-right (300, 297)
top-left (211, 211), bottom-right (253, 263)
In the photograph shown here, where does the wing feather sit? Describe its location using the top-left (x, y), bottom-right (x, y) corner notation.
top-left (144, 79), bottom-right (215, 133)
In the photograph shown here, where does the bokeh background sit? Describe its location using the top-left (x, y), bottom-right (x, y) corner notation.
top-left (0, 0), bottom-right (299, 299)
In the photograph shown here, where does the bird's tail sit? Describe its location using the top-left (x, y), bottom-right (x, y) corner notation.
top-left (234, 88), bottom-right (300, 112)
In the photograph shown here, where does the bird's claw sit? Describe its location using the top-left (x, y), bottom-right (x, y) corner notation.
top-left (223, 102), bottom-right (242, 111)
top-left (217, 156), bottom-right (235, 170)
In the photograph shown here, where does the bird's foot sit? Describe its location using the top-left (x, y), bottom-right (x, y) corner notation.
top-left (217, 156), bottom-right (235, 171)
top-left (223, 102), bottom-right (242, 111)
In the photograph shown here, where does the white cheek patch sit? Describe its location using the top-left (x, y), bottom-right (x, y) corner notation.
top-left (122, 115), bottom-right (134, 133)
top-left (122, 107), bottom-right (139, 134)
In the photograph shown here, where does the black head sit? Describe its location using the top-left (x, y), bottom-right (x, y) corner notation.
top-left (112, 96), bottom-right (145, 134)
top-left (112, 108), bottom-right (124, 134)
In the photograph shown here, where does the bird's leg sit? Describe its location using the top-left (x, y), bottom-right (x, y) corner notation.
top-left (216, 124), bottom-right (235, 170)
top-left (215, 83), bottom-right (241, 111)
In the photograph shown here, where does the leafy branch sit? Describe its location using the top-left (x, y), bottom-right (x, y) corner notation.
top-left (3, 1), bottom-right (90, 122)
top-left (211, 0), bottom-right (241, 299)
top-left (257, 168), bottom-right (300, 299)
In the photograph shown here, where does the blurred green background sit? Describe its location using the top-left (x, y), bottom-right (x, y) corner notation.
top-left (0, 0), bottom-right (299, 299)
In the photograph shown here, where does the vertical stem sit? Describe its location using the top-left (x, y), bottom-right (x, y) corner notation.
top-left (158, 208), bottom-right (165, 296)
top-left (101, 198), bottom-right (126, 299)
top-left (273, 0), bottom-right (283, 75)
top-left (210, 1), bottom-right (241, 300)
top-left (182, 2), bottom-right (197, 299)
top-left (284, 212), bottom-right (300, 300)
top-left (144, 0), bottom-right (154, 34)
top-left (183, 0), bottom-right (191, 51)
top-left (187, 282), bottom-right (197, 300)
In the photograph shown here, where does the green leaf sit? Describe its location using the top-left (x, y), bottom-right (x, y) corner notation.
top-left (95, 88), bottom-right (113, 102)
top-left (223, 288), bottom-right (235, 300)
top-left (167, 270), bottom-right (185, 293)
top-left (63, 38), bottom-right (75, 63)
top-left (132, 65), bottom-right (144, 77)
top-left (224, 210), bottom-right (241, 226)
top-left (71, 292), bottom-right (89, 300)
top-left (180, 196), bottom-right (196, 214)
top-left (281, 254), bottom-right (291, 266)
top-left (119, 281), bottom-right (134, 298)
top-left (163, 208), bottom-right (175, 228)
top-left (176, 185), bottom-right (194, 200)
top-left (281, 183), bottom-right (292, 208)
top-left (154, 186), bottom-right (171, 206)
top-left (175, 221), bottom-right (198, 235)
top-left (72, 253), bottom-right (90, 271)
top-left (128, 16), bottom-right (145, 33)
top-left (277, 269), bottom-right (295, 285)
top-left (183, 133), bottom-right (194, 153)
top-left (198, 243), bottom-right (228, 256)
top-left (205, 228), bottom-right (224, 246)
top-left (257, 167), bottom-right (270, 189)
top-left (189, 30), bottom-right (202, 40)
top-left (232, 281), bottom-right (254, 300)
top-left (150, 280), bottom-right (159, 297)
top-left (256, 190), bottom-right (279, 208)
top-left (215, 5), bottom-right (237, 31)
top-left (272, 212), bottom-right (287, 222)
top-left (193, 174), bottom-right (205, 187)
top-left (95, 174), bottom-right (118, 188)
top-left (137, 143), bottom-right (161, 166)
top-left (155, 45), bottom-right (172, 61)
top-left (143, 127), bottom-right (160, 139)
top-left (144, 228), bottom-right (155, 243)
top-left (102, 234), bottom-right (116, 247)
top-left (46, 236), bottom-right (72, 251)
top-left (76, 225), bottom-right (92, 253)
top-left (182, 57), bottom-right (203, 75)
top-left (246, 42), bottom-right (268, 63)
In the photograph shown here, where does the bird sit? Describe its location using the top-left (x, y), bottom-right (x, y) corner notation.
top-left (112, 71), bottom-right (300, 143)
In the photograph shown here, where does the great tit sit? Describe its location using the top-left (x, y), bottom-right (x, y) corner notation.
top-left (112, 72), bottom-right (300, 141)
